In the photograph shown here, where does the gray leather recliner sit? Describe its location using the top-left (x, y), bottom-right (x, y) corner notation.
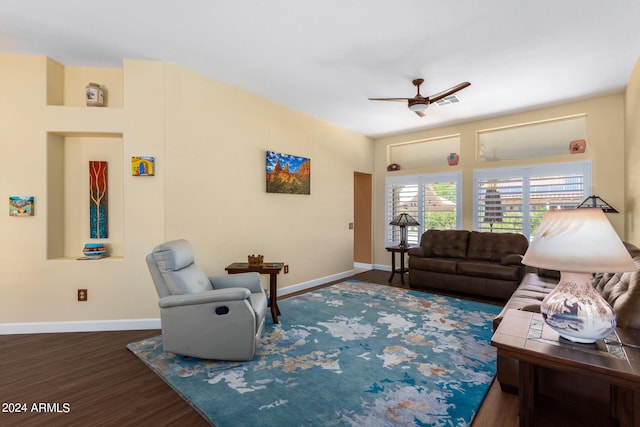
top-left (146, 239), bottom-right (267, 361)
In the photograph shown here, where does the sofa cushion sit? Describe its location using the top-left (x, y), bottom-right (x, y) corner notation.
top-left (466, 231), bottom-right (529, 262)
top-left (493, 272), bottom-right (557, 330)
top-left (420, 229), bottom-right (469, 259)
top-left (457, 260), bottom-right (521, 281)
top-left (409, 257), bottom-right (459, 274)
top-left (593, 255), bottom-right (640, 329)
top-left (500, 253), bottom-right (524, 266)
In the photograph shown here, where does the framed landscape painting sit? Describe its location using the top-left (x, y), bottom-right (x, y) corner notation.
top-left (9, 196), bottom-right (34, 216)
top-left (266, 151), bottom-right (311, 195)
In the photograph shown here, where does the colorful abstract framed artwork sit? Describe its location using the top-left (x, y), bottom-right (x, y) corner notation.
top-left (89, 161), bottom-right (108, 238)
top-left (9, 196), bottom-right (34, 216)
top-left (266, 151), bottom-right (311, 195)
top-left (132, 156), bottom-right (155, 176)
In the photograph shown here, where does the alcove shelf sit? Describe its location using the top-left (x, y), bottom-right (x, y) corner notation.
top-left (388, 135), bottom-right (461, 170)
top-left (46, 59), bottom-right (124, 108)
top-left (46, 132), bottom-right (124, 260)
top-left (44, 61), bottom-right (126, 261)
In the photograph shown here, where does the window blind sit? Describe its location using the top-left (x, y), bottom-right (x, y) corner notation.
top-left (474, 161), bottom-right (591, 240)
top-left (386, 172), bottom-right (461, 246)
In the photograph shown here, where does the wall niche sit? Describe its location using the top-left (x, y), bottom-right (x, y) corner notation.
top-left (47, 132), bottom-right (124, 260)
top-left (477, 115), bottom-right (587, 162)
top-left (388, 135), bottom-right (461, 170)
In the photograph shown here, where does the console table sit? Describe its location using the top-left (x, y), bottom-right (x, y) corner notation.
top-left (492, 309), bottom-right (640, 427)
top-left (225, 262), bottom-right (283, 324)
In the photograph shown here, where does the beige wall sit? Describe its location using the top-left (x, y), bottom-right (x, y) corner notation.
top-left (372, 95), bottom-right (627, 267)
top-left (1, 52), bottom-right (635, 328)
top-left (0, 55), bottom-right (373, 326)
top-left (625, 58), bottom-right (640, 243)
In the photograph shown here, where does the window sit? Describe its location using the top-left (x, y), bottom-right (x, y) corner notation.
top-left (388, 135), bottom-right (460, 169)
top-left (477, 115), bottom-right (586, 162)
top-left (386, 172), bottom-right (462, 246)
top-left (473, 161), bottom-right (591, 240)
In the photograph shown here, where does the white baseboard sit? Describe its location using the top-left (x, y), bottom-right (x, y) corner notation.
top-left (278, 269), bottom-right (357, 297)
top-left (0, 318), bottom-right (161, 335)
top-left (373, 263), bottom-right (392, 272)
top-left (353, 262), bottom-right (373, 270)
top-left (1, 268), bottom-right (381, 335)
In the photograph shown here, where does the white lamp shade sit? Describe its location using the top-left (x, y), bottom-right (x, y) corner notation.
top-left (522, 208), bottom-right (636, 273)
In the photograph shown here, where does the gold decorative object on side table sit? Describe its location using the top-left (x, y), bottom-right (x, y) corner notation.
top-left (248, 254), bottom-right (264, 266)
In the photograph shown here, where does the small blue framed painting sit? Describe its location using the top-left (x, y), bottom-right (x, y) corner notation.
top-left (266, 151), bottom-right (311, 195)
top-left (9, 196), bottom-right (34, 216)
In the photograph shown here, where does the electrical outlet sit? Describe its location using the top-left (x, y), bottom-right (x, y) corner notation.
top-left (78, 289), bottom-right (88, 301)
top-left (284, 265), bottom-right (289, 274)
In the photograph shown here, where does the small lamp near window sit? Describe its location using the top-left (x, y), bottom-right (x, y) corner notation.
top-left (575, 195), bottom-right (618, 213)
top-left (390, 213), bottom-right (420, 248)
top-left (521, 208), bottom-right (636, 343)
top-left (483, 183), bottom-right (503, 232)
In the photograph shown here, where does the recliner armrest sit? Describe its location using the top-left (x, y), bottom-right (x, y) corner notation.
top-left (159, 287), bottom-right (251, 308)
top-left (210, 272), bottom-right (263, 294)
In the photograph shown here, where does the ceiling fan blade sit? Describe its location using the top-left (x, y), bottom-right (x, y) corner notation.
top-left (368, 97), bottom-right (412, 102)
top-left (414, 110), bottom-right (426, 117)
top-left (427, 82), bottom-right (471, 103)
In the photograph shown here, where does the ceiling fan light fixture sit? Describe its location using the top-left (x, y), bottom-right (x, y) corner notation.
top-left (408, 101), bottom-right (428, 112)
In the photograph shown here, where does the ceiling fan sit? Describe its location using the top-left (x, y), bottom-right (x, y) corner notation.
top-left (369, 78), bottom-right (471, 117)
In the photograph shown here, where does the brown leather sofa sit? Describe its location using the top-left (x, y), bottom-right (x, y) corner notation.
top-left (408, 230), bottom-right (529, 300)
top-left (493, 242), bottom-right (640, 395)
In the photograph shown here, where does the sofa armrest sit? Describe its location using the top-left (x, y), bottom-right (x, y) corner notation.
top-left (408, 247), bottom-right (425, 257)
top-left (159, 288), bottom-right (251, 308)
top-left (500, 253), bottom-right (523, 266)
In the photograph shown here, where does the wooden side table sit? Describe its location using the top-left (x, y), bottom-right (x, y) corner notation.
top-left (385, 245), bottom-right (411, 285)
top-left (492, 309), bottom-right (640, 426)
top-left (225, 262), bottom-right (284, 324)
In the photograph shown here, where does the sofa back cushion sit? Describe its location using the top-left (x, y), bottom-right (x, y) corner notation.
top-left (420, 230), bottom-right (469, 259)
top-left (593, 255), bottom-right (640, 329)
top-left (466, 231), bottom-right (529, 261)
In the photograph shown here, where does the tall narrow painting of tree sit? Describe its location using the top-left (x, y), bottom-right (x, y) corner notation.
top-left (89, 161), bottom-right (108, 238)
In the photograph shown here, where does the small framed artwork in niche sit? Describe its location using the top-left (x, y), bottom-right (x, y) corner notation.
top-left (132, 156), bottom-right (155, 176)
top-left (9, 196), bottom-right (34, 216)
top-left (89, 161), bottom-right (108, 239)
top-left (266, 151), bottom-right (311, 195)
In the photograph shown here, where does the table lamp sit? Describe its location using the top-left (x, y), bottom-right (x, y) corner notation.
top-left (389, 213), bottom-right (419, 247)
top-left (575, 195), bottom-right (618, 213)
top-left (521, 208), bottom-right (636, 343)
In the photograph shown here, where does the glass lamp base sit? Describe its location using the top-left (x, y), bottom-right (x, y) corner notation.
top-left (540, 272), bottom-right (617, 344)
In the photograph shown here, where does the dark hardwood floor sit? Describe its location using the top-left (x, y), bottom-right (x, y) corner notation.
top-left (0, 270), bottom-right (518, 426)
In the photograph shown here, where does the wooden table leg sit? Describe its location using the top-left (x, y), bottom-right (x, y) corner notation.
top-left (519, 361), bottom-right (536, 427)
top-left (269, 273), bottom-right (280, 324)
top-left (388, 252), bottom-right (396, 283)
top-left (610, 385), bottom-right (635, 427)
top-left (399, 250), bottom-right (405, 285)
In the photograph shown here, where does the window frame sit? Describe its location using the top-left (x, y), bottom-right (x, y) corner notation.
top-left (472, 161), bottom-right (592, 240)
top-left (385, 171), bottom-right (462, 247)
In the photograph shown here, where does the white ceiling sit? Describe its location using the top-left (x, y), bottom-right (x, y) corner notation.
top-left (1, 0), bottom-right (639, 138)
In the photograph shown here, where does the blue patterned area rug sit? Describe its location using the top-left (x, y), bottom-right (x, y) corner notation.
top-left (128, 281), bottom-right (502, 426)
